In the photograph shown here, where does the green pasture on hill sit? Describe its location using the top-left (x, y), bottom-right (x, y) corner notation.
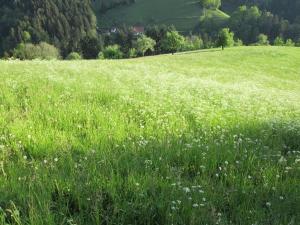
top-left (97, 0), bottom-right (229, 32)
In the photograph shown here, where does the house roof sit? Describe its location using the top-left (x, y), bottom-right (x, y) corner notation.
top-left (132, 26), bottom-right (144, 33)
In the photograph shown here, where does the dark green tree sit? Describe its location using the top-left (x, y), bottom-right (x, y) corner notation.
top-left (161, 31), bottom-right (185, 54)
top-left (0, 0), bottom-right (97, 57)
top-left (80, 36), bottom-right (101, 59)
top-left (217, 28), bottom-right (235, 50)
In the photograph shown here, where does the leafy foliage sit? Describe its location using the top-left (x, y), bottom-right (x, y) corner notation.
top-left (102, 44), bottom-right (123, 59)
top-left (0, 0), bottom-right (97, 57)
top-left (80, 36), bottom-right (102, 59)
top-left (66, 52), bottom-right (82, 60)
top-left (273, 36), bottom-right (284, 46)
top-left (181, 36), bottom-right (204, 51)
top-left (134, 35), bottom-right (156, 56)
top-left (161, 31), bottom-right (185, 54)
top-left (256, 34), bottom-right (269, 46)
top-left (13, 42), bottom-right (60, 60)
top-left (145, 25), bottom-right (176, 54)
top-left (217, 28), bottom-right (234, 49)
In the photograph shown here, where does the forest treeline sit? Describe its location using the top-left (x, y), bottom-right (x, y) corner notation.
top-left (0, 0), bottom-right (97, 57)
top-left (0, 0), bottom-right (299, 59)
top-left (222, 0), bottom-right (300, 23)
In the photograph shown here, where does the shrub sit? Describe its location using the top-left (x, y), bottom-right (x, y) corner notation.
top-left (80, 35), bottom-right (101, 59)
top-left (2, 52), bottom-right (10, 60)
top-left (256, 34), bottom-right (269, 46)
top-left (182, 36), bottom-right (203, 51)
top-left (39, 42), bottom-right (60, 60)
top-left (66, 52), bottom-right (82, 60)
top-left (13, 42), bottom-right (60, 60)
top-left (127, 48), bottom-right (138, 58)
top-left (202, 34), bottom-right (215, 48)
top-left (234, 39), bottom-right (243, 46)
top-left (285, 39), bottom-right (295, 46)
top-left (98, 52), bottom-right (105, 59)
top-left (102, 45), bottom-right (123, 59)
top-left (273, 37), bottom-right (284, 46)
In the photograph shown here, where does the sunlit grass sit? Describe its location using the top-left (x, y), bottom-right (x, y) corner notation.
top-left (0, 47), bottom-right (300, 225)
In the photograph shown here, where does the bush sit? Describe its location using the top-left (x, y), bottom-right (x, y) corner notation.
top-left (234, 39), bottom-right (243, 46)
top-left (182, 36), bottom-right (203, 51)
top-left (39, 42), bottom-right (60, 60)
top-left (98, 52), bottom-right (105, 59)
top-left (80, 36), bottom-right (101, 59)
top-left (66, 52), bottom-right (82, 60)
top-left (13, 42), bottom-right (60, 60)
top-left (273, 37), bottom-right (285, 46)
top-left (102, 45), bottom-right (123, 59)
top-left (127, 48), bottom-right (138, 58)
top-left (285, 39), bottom-right (295, 46)
top-left (2, 52), bottom-right (10, 60)
top-left (256, 34), bottom-right (269, 46)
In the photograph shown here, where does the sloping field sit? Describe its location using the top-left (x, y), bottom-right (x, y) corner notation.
top-left (0, 47), bottom-right (300, 224)
top-left (97, 0), bottom-right (229, 32)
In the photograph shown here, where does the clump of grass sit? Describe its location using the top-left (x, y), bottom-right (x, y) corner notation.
top-left (0, 47), bottom-right (300, 224)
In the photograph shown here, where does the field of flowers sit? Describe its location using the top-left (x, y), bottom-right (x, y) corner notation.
top-left (0, 46), bottom-right (299, 225)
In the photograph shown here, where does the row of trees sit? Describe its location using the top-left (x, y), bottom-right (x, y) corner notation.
top-left (1, 0), bottom-right (299, 60)
top-left (217, 28), bottom-right (300, 49)
top-left (199, 4), bottom-right (300, 45)
top-left (2, 24), bottom-right (205, 60)
top-left (96, 29), bottom-right (201, 59)
top-left (221, 0), bottom-right (300, 23)
top-left (3, 25), bottom-right (300, 60)
top-left (69, 27), bottom-right (300, 60)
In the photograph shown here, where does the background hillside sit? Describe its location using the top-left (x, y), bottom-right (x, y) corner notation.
top-left (95, 0), bottom-right (229, 32)
top-left (94, 0), bottom-right (300, 31)
top-left (221, 0), bottom-right (300, 22)
top-left (1, 0), bottom-right (300, 58)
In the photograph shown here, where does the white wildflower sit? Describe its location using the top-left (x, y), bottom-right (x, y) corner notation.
top-left (192, 203), bottom-right (199, 208)
top-left (183, 187), bottom-right (191, 193)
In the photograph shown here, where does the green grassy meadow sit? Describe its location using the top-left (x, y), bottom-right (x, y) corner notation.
top-left (0, 47), bottom-right (300, 224)
top-left (97, 0), bottom-right (229, 32)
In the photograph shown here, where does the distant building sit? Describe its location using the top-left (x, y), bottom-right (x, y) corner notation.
top-left (110, 27), bottom-right (118, 33)
top-left (132, 26), bottom-right (145, 35)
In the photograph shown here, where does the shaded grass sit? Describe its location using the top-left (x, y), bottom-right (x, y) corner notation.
top-left (0, 47), bottom-right (300, 224)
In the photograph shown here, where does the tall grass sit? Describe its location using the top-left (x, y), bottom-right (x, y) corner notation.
top-left (0, 47), bottom-right (299, 225)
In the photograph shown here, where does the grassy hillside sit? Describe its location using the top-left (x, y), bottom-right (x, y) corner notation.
top-left (96, 0), bottom-right (229, 32)
top-left (0, 47), bottom-right (300, 224)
